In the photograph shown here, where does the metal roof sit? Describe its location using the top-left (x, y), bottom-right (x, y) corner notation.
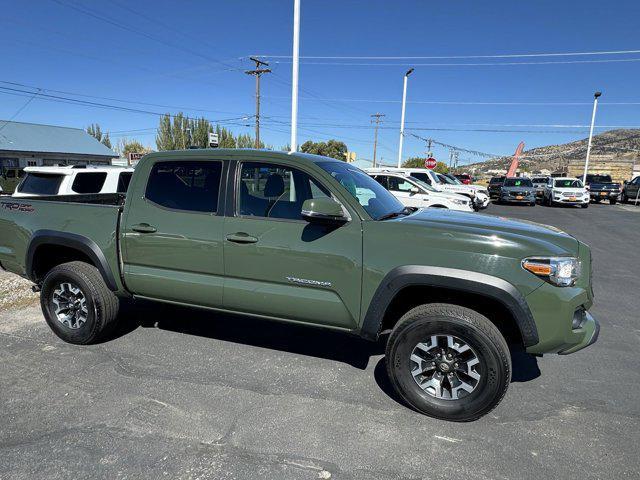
top-left (0, 120), bottom-right (116, 157)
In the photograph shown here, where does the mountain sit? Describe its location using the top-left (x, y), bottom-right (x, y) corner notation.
top-left (467, 129), bottom-right (640, 174)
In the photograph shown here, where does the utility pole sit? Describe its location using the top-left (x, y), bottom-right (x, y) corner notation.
top-left (245, 57), bottom-right (271, 149)
top-left (370, 113), bottom-right (385, 168)
top-left (397, 68), bottom-right (414, 167)
top-left (583, 91), bottom-right (602, 184)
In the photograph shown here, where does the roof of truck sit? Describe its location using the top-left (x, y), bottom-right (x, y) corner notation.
top-left (23, 165), bottom-right (133, 175)
top-left (141, 149), bottom-right (345, 165)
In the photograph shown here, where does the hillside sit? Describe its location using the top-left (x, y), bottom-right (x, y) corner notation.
top-left (467, 129), bottom-right (640, 174)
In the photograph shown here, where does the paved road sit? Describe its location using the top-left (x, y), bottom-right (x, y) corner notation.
top-left (1, 202), bottom-right (638, 479)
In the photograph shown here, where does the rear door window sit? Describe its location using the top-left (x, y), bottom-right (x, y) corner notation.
top-left (117, 172), bottom-right (133, 193)
top-left (145, 161), bottom-right (222, 213)
top-left (18, 173), bottom-right (65, 195)
top-left (72, 172), bottom-right (108, 193)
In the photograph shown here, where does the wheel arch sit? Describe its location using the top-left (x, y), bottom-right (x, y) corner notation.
top-left (26, 230), bottom-right (118, 291)
top-left (360, 266), bottom-right (539, 348)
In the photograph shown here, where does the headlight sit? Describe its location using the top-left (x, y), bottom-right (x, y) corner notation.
top-left (522, 257), bottom-right (581, 287)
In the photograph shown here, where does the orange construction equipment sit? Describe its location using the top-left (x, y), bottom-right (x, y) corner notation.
top-left (506, 141), bottom-right (525, 177)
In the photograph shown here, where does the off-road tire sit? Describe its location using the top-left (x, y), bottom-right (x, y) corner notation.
top-left (40, 261), bottom-right (120, 344)
top-left (385, 303), bottom-right (511, 422)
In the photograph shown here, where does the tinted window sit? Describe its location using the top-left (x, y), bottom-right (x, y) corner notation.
top-left (72, 172), bottom-right (108, 193)
top-left (6, 170), bottom-right (15, 178)
top-left (489, 177), bottom-right (505, 185)
top-left (18, 173), bottom-right (64, 195)
top-left (532, 177), bottom-right (548, 183)
top-left (409, 172), bottom-right (431, 185)
top-left (373, 175), bottom-right (388, 189)
top-left (239, 162), bottom-right (331, 220)
top-left (388, 176), bottom-right (416, 192)
top-left (145, 161), bottom-right (222, 213)
top-left (117, 172), bottom-right (133, 193)
top-left (317, 161), bottom-right (403, 220)
top-left (503, 178), bottom-right (533, 187)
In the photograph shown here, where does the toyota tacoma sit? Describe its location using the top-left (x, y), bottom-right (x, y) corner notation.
top-left (0, 150), bottom-right (599, 421)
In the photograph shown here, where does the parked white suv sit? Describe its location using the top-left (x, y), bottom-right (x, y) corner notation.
top-left (542, 177), bottom-right (589, 208)
top-left (13, 166), bottom-right (134, 198)
top-left (367, 167), bottom-right (489, 209)
top-left (369, 172), bottom-right (474, 212)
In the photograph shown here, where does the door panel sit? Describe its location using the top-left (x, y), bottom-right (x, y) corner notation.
top-left (122, 160), bottom-right (225, 307)
top-left (223, 161), bottom-right (362, 329)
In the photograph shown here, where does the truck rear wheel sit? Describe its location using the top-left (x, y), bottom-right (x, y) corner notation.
top-left (40, 261), bottom-right (120, 344)
top-left (385, 303), bottom-right (511, 421)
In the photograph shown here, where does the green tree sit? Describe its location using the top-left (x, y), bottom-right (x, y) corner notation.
top-left (434, 161), bottom-right (449, 174)
top-left (402, 157), bottom-right (426, 168)
top-left (86, 123), bottom-right (112, 149)
top-left (156, 114), bottom-right (174, 150)
top-left (115, 138), bottom-right (151, 158)
top-left (191, 117), bottom-right (213, 149)
top-left (299, 139), bottom-right (348, 160)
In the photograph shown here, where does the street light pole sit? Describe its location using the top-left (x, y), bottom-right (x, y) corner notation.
top-left (583, 91), bottom-right (602, 184)
top-left (290, 0), bottom-right (301, 152)
top-left (397, 68), bottom-right (414, 167)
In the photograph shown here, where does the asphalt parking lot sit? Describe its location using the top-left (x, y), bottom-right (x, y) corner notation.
top-left (1, 202), bottom-right (639, 480)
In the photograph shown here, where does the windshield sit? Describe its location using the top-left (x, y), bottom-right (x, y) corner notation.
top-left (555, 179), bottom-right (583, 188)
top-left (587, 174), bottom-right (612, 183)
top-left (318, 161), bottom-right (404, 220)
top-left (438, 174), bottom-right (457, 185)
top-left (489, 177), bottom-right (505, 185)
top-left (503, 178), bottom-right (533, 187)
top-left (444, 174), bottom-right (463, 185)
top-left (409, 171), bottom-right (431, 185)
top-left (410, 176), bottom-right (437, 192)
top-left (532, 177), bottom-right (548, 184)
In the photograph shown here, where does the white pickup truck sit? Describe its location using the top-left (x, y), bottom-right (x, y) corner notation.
top-left (369, 171), bottom-right (474, 212)
top-left (12, 166), bottom-right (134, 198)
top-left (367, 167), bottom-right (490, 209)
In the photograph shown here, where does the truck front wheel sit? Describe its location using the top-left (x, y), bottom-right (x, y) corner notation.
top-left (385, 303), bottom-right (511, 421)
top-left (40, 261), bottom-right (120, 344)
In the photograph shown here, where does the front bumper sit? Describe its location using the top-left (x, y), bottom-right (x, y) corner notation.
top-left (558, 311), bottom-right (600, 354)
top-left (553, 196), bottom-right (590, 205)
top-left (590, 191), bottom-right (620, 200)
top-left (500, 195), bottom-right (535, 203)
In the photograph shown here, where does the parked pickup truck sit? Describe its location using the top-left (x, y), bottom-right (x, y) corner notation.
top-left (583, 174), bottom-right (621, 204)
top-left (0, 150), bottom-right (599, 421)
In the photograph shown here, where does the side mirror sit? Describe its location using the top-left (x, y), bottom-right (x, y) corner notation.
top-left (301, 197), bottom-right (348, 224)
top-left (410, 187), bottom-right (420, 194)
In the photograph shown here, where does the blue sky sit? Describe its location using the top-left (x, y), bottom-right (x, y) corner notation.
top-left (1, 0), bottom-right (640, 166)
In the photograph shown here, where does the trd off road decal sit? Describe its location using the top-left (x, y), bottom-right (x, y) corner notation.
top-left (0, 202), bottom-right (34, 213)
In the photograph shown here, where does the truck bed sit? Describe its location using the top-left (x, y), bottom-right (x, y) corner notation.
top-left (0, 194), bottom-right (123, 282)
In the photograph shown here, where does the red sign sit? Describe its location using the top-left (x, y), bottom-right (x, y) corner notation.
top-left (424, 157), bottom-right (437, 169)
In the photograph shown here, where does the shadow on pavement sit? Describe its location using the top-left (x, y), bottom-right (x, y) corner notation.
top-left (111, 299), bottom-right (385, 370)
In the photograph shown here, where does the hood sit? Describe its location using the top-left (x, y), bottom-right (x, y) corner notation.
top-left (393, 208), bottom-right (579, 256)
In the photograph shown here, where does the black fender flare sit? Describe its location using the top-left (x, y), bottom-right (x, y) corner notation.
top-left (26, 230), bottom-right (118, 291)
top-left (360, 265), bottom-right (539, 347)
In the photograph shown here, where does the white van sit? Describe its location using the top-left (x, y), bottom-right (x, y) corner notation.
top-left (13, 166), bottom-right (134, 198)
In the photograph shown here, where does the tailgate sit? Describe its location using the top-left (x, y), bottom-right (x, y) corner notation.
top-left (0, 197), bottom-right (121, 284)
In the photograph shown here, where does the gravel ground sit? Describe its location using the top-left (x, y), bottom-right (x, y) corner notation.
top-left (0, 202), bottom-right (639, 479)
top-left (0, 270), bottom-right (38, 311)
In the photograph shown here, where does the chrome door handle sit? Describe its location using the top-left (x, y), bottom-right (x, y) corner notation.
top-left (225, 232), bottom-right (258, 244)
top-left (131, 223), bottom-right (157, 233)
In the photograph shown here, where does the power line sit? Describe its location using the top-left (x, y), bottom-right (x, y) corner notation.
top-left (262, 95), bottom-right (640, 106)
top-left (252, 48), bottom-right (640, 60)
top-left (0, 80), bottom-right (251, 116)
top-left (0, 88), bottom-right (41, 133)
top-left (0, 85), bottom-right (252, 125)
top-left (267, 58), bottom-right (640, 67)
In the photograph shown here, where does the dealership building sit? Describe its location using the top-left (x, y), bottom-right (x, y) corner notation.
top-left (0, 120), bottom-right (116, 171)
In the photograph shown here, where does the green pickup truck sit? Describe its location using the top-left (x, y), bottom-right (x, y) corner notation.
top-left (0, 150), bottom-right (599, 421)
